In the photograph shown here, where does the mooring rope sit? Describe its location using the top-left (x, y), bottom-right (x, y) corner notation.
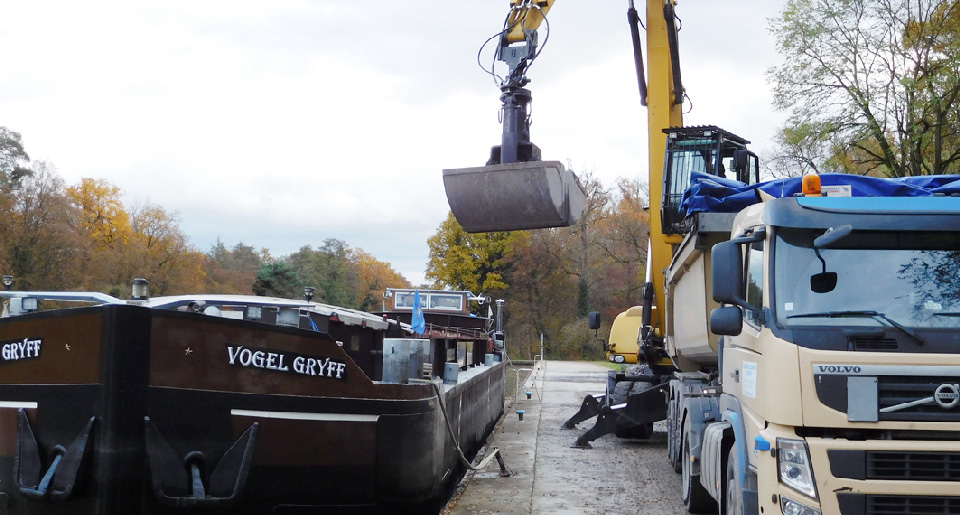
top-left (431, 382), bottom-right (511, 476)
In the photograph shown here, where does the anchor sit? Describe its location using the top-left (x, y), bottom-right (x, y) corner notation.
top-left (15, 409), bottom-right (95, 502)
top-left (143, 416), bottom-right (259, 508)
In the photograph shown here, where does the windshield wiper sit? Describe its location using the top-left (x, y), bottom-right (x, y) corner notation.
top-left (934, 312), bottom-right (960, 317)
top-left (787, 310), bottom-right (924, 345)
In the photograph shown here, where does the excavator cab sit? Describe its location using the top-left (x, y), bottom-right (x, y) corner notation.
top-left (660, 126), bottom-right (758, 235)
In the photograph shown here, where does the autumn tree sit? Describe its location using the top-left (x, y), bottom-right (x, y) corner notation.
top-left (425, 212), bottom-right (513, 294)
top-left (0, 162), bottom-right (84, 290)
top-left (128, 202), bottom-right (206, 295)
top-left (67, 178), bottom-right (133, 249)
top-left (204, 240), bottom-right (267, 294)
top-left (353, 248), bottom-right (410, 311)
top-left (769, 0), bottom-right (960, 177)
top-left (592, 177), bottom-right (649, 313)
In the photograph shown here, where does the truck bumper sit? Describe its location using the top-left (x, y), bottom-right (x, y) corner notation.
top-left (754, 429), bottom-right (960, 515)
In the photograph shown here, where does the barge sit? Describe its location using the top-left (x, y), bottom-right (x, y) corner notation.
top-left (0, 284), bottom-right (505, 514)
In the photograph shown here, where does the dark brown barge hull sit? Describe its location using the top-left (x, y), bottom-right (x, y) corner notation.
top-left (0, 305), bottom-right (504, 513)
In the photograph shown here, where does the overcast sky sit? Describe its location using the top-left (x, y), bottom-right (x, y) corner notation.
top-left (1, 1), bottom-right (787, 286)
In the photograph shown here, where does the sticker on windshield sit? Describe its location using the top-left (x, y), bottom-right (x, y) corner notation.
top-left (742, 361), bottom-right (757, 398)
top-left (784, 302), bottom-right (794, 312)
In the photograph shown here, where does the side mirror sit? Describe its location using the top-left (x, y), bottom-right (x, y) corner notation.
top-left (710, 306), bottom-right (743, 336)
top-left (811, 272), bottom-right (838, 293)
top-left (588, 311), bottom-right (601, 330)
top-left (712, 240), bottom-right (746, 306)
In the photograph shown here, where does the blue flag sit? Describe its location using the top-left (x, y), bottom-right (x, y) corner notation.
top-left (411, 290), bottom-right (426, 335)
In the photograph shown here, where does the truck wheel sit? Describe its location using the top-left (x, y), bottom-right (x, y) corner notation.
top-left (724, 445), bottom-right (743, 515)
top-left (668, 402), bottom-right (681, 473)
top-left (682, 429), bottom-right (716, 513)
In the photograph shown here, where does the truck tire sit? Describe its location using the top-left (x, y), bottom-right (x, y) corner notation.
top-left (724, 445), bottom-right (743, 515)
top-left (668, 400), bottom-right (682, 473)
top-left (682, 428), bottom-right (716, 513)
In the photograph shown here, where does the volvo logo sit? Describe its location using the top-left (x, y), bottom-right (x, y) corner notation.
top-left (934, 384), bottom-right (960, 409)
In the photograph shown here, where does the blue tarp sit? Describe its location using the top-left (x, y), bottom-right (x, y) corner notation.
top-left (680, 172), bottom-right (960, 216)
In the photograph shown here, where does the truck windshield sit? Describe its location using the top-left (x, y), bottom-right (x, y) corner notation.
top-left (774, 228), bottom-right (960, 329)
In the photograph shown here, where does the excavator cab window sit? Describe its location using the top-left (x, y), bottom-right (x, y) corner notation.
top-left (661, 126), bottom-right (758, 235)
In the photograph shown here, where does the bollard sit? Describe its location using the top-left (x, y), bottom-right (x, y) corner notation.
top-left (443, 362), bottom-right (459, 384)
top-left (517, 410), bottom-right (525, 421)
top-left (525, 391), bottom-right (532, 400)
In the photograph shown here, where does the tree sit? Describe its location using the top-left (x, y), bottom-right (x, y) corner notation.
top-left (67, 178), bottom-right (132, 249)
top-left (129, 202), bottom-right (206, 295)
top-left (769, 0), bottom-right (960, 177)
top-left (203, 239), bottom-right (265, 294)
top-left (252, 262), bottom-right (301, 298)
top-left (0, 162), bottom-right (84, 290)
top-left (592, 177), bottom-right (649, 313)
top-left (0, 127), bottom-right (31, 189)
top-left (287, 239), bottom-right (361, 306)
top-left (425, 212), bottom-right (513, 294)
top-left (353, 249), bottom-right (411, 311)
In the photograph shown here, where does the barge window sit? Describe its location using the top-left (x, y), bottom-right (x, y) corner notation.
top-left (429, 294), bottom-right (463, 311)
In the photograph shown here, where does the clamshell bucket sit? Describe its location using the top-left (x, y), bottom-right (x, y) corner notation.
top-left (443, 160), bottom-right (586, 233)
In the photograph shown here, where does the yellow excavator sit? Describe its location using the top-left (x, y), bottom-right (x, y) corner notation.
top-left (444, 0), bottom-right (710, 443)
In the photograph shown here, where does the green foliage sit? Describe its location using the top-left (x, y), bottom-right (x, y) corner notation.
top-left (0, 127), bottom-right (31, 189)
top-left (769, 0), bottom-right (960, 177)
top-left (252, 262), bottom-right (302, 298)
top-left (288, 239), bottom-right (361, 307)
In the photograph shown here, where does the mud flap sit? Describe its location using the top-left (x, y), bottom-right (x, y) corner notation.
top-left (144, 416), bottom-right (259, 508)
top-left (15, 409), bottom-right (95, 502)
top-left (571, 382), bottom-right (669, 448)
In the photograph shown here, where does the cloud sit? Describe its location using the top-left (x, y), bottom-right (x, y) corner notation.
top-left (1, 1), bottom-right (787, 286)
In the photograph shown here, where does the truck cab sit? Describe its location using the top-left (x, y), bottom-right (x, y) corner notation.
top-left (709, 194), bottom-right (960, 514)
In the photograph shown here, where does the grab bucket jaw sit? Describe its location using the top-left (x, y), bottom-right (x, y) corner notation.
top-left (442, 161), bottom-right (586, 233)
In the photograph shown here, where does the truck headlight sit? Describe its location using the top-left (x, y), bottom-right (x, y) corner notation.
top-left (777, 438), bottom-right (818, 499)
top-left (780, 496), bottom-right (821, 515)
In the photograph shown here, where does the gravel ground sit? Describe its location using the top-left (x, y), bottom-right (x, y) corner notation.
top-left (450, 360), bottom-right (687, 515)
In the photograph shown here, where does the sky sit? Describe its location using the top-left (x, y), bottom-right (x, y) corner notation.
top-left (0, 1), bottom-right (788, 286)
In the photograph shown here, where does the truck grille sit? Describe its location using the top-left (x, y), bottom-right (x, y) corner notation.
top-left (838, 494), bottom-right (960, 515)
top-left (869, 451), bottom-right (960, 480)
top-left (850, 337), bottom-right (898, 351)
top-left (830, 450), bottom-right (960, 481)
top-left (878, 376), bottom-right (960, 422)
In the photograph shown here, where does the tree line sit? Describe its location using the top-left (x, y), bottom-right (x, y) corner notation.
top-left (3, 0), bottom-right (955, 361)
top-left (426, 173), bottom-right (649, 361)
top-left (0, 127), bottom-right (408, 307)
